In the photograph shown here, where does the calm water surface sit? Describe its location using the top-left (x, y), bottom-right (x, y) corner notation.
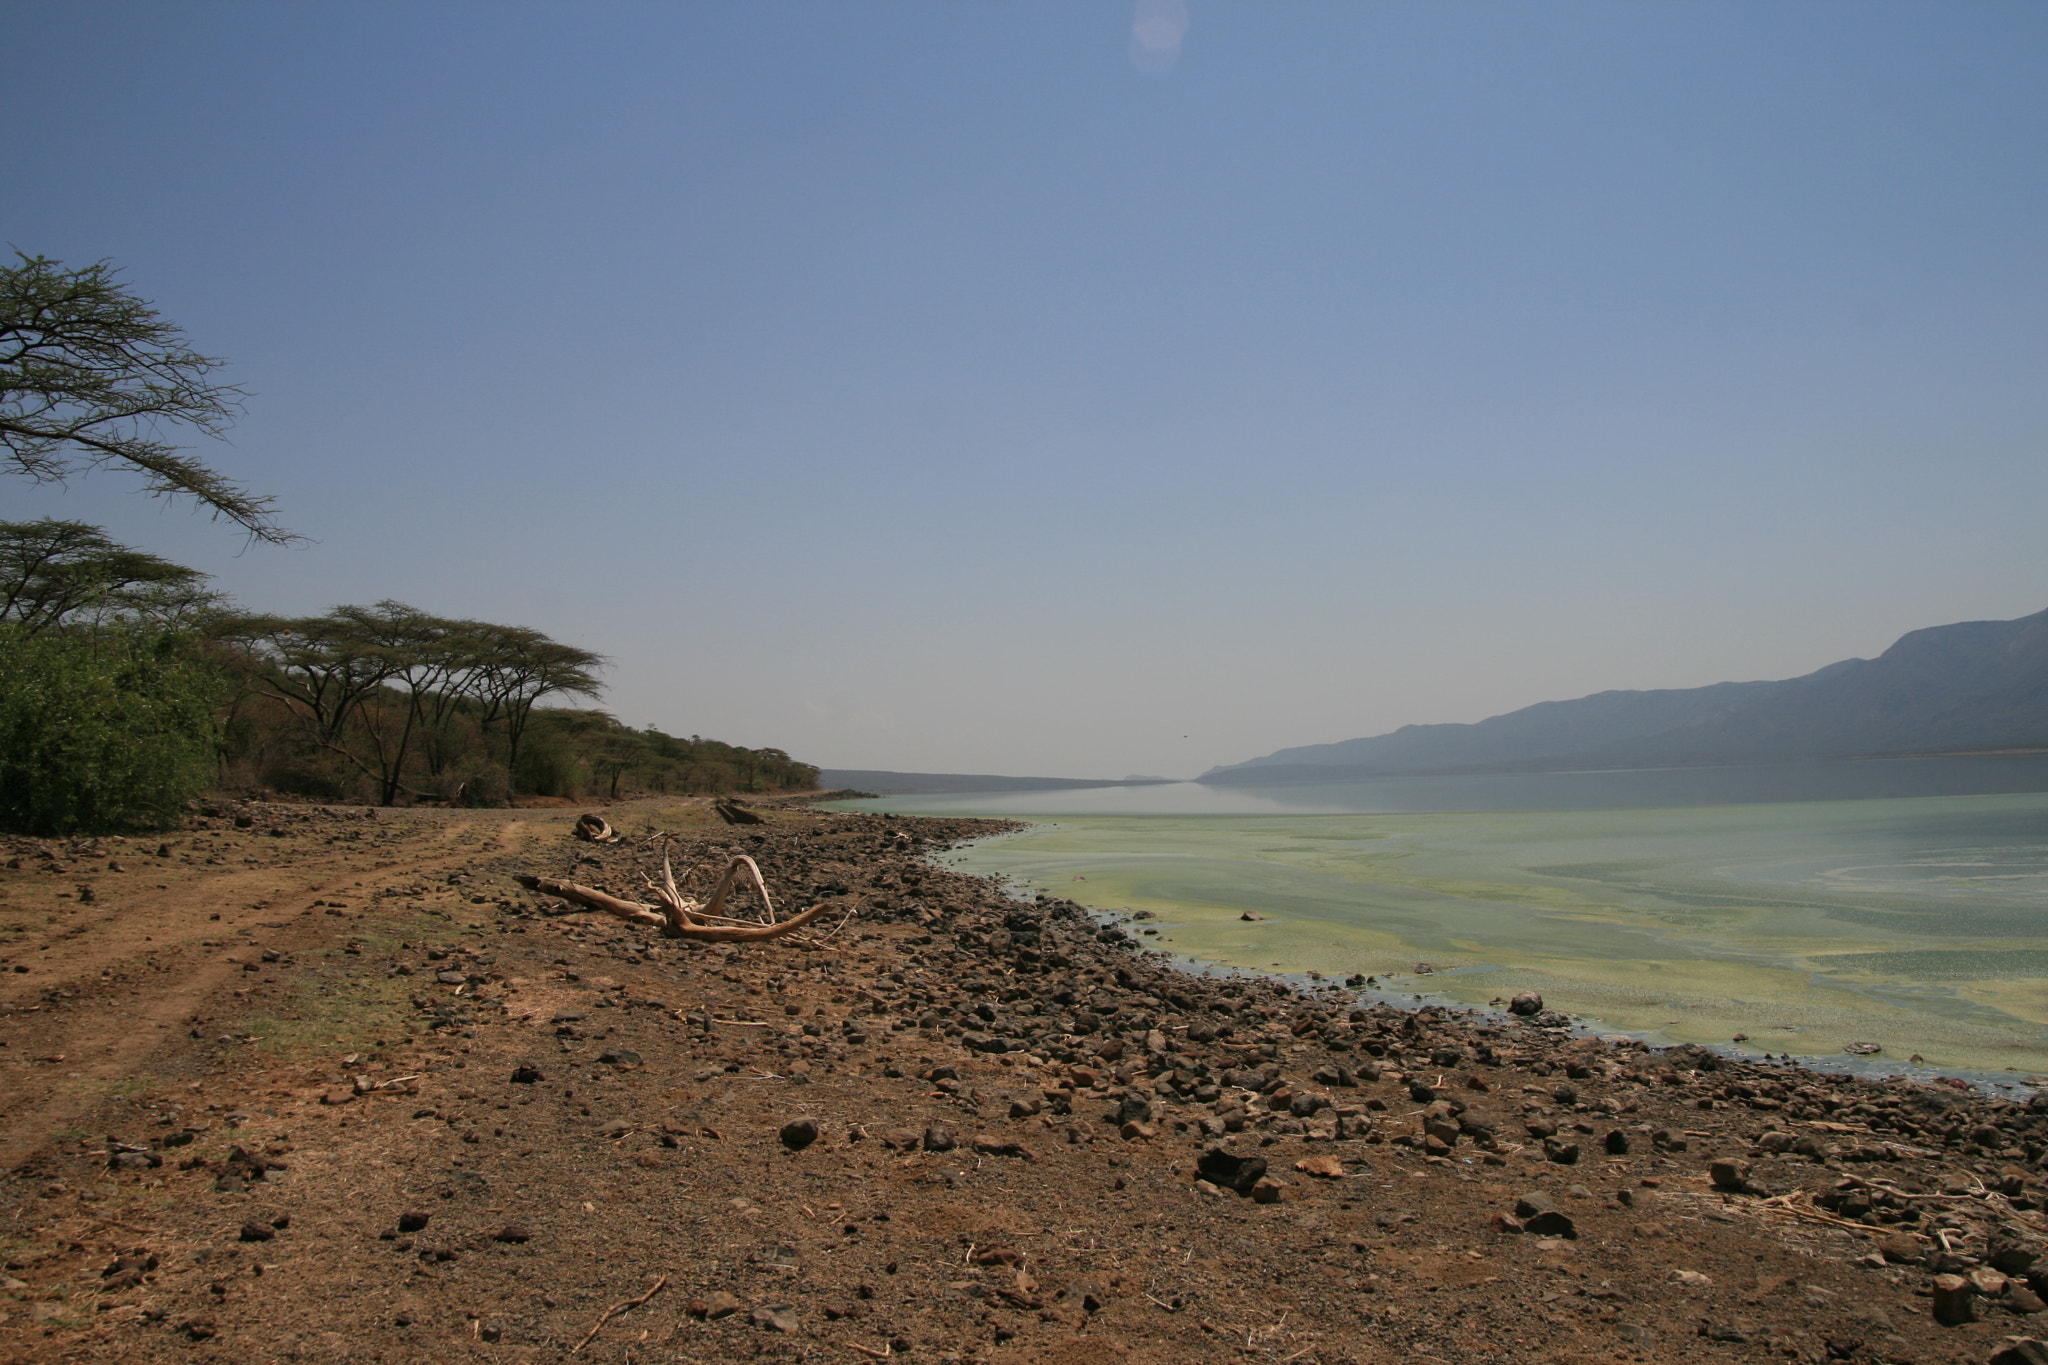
top-left (836, 757), bottom-right (2048, 1075)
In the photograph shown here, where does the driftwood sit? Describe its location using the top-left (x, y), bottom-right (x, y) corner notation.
top-left (515, 852), bottom-right (842, 943)
top-left (573, 813), bottom-right (622, 844)
top-left (712, 799), bottom-right (764, 825)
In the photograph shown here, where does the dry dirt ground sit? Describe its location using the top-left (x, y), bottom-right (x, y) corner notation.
top-left (2, 798), bottom-right (2047, 1365)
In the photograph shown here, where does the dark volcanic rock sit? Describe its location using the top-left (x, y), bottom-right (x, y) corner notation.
top-left (1196, 1145), bottom-right (1268, 1196)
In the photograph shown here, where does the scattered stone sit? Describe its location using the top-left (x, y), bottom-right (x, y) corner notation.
top-left (1295, 1155), bottom-right (1346, 1179)
top-left (238, 1222), bottom-right (275, 1243)
top-left (923, 1126), bottom-right (956, 1152)
top-left (1931, 1273), bottom-right (1975, 1325)
top-left (1251, 1176), bottom-right (1289, 1204)
top-left (1991, 1236), bottom-right (2040, 1276)
top-left (1508, 991), bottom-right (1543, 1016)
top-left (1670, 1270), bottom-right (1712, 1288)
top-left (1877, 1233), bottom-right (1926, 1265)
top-left (750, 1305), bottom-right (798, 1333)
top-left (1990, 1342), bottom-right (2048, 1365)
top-left (1196, 1146), bottom-right (1268, 1196)
top-left (779, 1118), bottom-right (820, 1151)
top-left (492, 1225), bottom-right (531, 1244)
top-left (1709, 1159), bottom-right (1753, 1193)
top-left (973, 1136), bottom-right (1035, 1160)
top-left (509, 1065), bottom-right (543, 1084)
top-left (398, 1211), bottom-right (430, 1233)
top-left (692, 1291), bottom-right (741, 1320)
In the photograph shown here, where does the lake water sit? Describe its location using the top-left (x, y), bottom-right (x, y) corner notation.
top-left (834, 756), bottom-right (2048, 1076)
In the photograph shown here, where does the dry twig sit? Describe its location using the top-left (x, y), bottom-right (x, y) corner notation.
top-left (570, 1274), bottom-right (668, 1355)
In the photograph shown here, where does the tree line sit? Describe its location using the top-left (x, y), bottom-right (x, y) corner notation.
top-left (0, 520), bottom-right (819, 832)
top-left (1, 252), bottom-right (817, 834)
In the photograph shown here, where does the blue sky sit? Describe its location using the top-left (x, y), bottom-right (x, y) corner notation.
top-left (6, 2), bottom-right (2045, 777)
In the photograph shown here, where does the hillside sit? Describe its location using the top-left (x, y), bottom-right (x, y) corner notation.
top-left (1206, 606), bottom-right (2048, 784)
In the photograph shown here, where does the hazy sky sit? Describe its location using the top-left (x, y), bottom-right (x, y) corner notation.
top-left (6, 3), bottom-right (2045, 778)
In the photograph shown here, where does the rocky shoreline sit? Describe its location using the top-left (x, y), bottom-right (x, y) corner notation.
top-left (3, 798), bottom-right (2047, 1363)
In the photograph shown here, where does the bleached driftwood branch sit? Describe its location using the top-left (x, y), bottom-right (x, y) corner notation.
top-left (515, 853), bottom-right (840, 943)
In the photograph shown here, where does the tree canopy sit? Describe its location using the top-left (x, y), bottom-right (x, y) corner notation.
top-left (0, 518), bottom-right (226, 634)
top-left (0, 252), bottom-right (290, 543)
top-left (221, 602), bottom-right (606, 805)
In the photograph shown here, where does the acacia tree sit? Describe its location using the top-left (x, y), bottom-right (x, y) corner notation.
top-left (1, 253), bottom-right (290, 544)
top-left (464, 624), bottom-right (604, 772)
top-left (223, 604), bottom-right (604, 805)
top-left (0, 518), bottom-right (224, 634)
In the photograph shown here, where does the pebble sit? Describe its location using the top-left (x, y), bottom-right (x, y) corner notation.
top-left (693, 1291), bottom-right (741, 1319)
top-left (750, 1305), bottom-right (799, 1333)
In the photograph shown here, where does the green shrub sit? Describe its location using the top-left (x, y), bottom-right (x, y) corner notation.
top-left (0, 626), bottom-right (225, 834)
top-left (512, 729), bottom-right (583, 799)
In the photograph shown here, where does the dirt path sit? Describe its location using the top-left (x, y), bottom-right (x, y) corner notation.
top-left (0, 806), bottom-right (561, 1171)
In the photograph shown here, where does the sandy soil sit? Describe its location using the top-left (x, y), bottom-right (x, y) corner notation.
top-left (1, 797), bottom-right (2045, 1365)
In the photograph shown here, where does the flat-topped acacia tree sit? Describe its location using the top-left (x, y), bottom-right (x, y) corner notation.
top-left (0, 253), bottom-right (290, 544)
top-left (221, 604), bottom-right (603, 805)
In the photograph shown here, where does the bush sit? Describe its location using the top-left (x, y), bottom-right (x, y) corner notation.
top-left (513, 730), bottom-right (583, 800)
top-left (0, 626), bottom-right (225, 834)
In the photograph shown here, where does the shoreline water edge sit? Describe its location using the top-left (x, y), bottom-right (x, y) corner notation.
top-left (852, 786), bottom-right (2048, 1084)
top-left (11, 796), bottom-right (2048, 1361)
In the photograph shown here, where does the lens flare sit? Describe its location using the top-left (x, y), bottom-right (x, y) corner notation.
top-left (1130, 0), bottom-right (1189, 74)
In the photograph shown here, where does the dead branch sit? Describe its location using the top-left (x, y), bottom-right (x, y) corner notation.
top-left (514, 862), bottom-right (839, 943)
top-left (574, 813), bottom-right (622, 844)
top-left (570, 1273), bottom-right (667, 1354)
top-left (713, 799), bottom-right (764, 825)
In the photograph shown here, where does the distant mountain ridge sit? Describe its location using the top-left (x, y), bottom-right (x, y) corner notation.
top-left (1203, 607), bottom-right (2048, 785)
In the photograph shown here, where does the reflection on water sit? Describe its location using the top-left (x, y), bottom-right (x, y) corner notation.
top-left (845, 752), bottom-right (2048, 818)
top-left (835, 757), bottom-right (2048, 1075)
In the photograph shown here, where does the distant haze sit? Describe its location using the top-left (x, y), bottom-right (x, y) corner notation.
top-left (5, 4), bottom-right (2045, 778)
top-left (1208, 606), bottom-right (2048, 780)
